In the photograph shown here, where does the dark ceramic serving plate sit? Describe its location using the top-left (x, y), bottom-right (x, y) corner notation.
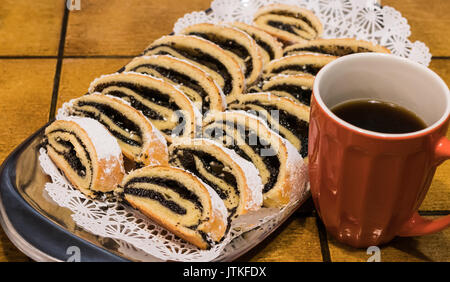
top-left (0, 123), bottom-right (307, 261)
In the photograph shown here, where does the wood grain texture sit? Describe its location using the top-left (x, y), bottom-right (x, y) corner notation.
top-left (0, 59), bottom-right (55, 163)
top-left (383, 0), bottom-right (450, 57)
top-left (0, 59), bottom-right (56, 262)
top-left (328, 216), bottom-right (450, 262)
top-left (0, 1), bottom-right (65, 56)
top-left (57, 58), bottom-right (132, 109)
top-left (420, 59), bottom-right (450, 211)
top-left (64, 0), bottom-right (211, 56)
top-left (236, 216), bottom-right (323, 262)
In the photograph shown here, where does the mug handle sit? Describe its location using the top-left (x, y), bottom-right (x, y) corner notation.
top-left (398, 136), bottom-right (450, 237)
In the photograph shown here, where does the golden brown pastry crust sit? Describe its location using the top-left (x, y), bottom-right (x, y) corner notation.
top-left (283, 38), bottom-right (391, 56)
top-left (253, 4), bottom-right (323, 44)
top-left (122, 166), bottom-right (228, 249)
top-left (45, 119), bottom-right (125, 198)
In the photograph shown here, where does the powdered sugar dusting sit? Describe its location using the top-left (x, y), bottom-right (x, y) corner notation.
top-left (62, 116), bottom-right (122, 161)
top-left (208, 111), bottom-right (308, 206)
top-left (184, 138), bottom-right (264, 212)
top-left (203, 179), bottom-right (229, 232)
top-left (211, 141), bottom-right (263, 211)
top-left (282, 138), bottom-right (308, 203)
top-left (177, 166), bottom-right (229, 235)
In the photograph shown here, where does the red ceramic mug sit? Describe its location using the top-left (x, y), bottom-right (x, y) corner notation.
top-left (309, 53), bottom-right (450, 248)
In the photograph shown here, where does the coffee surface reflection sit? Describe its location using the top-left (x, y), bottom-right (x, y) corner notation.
top-left (331, 99), bottom-right (427, 134)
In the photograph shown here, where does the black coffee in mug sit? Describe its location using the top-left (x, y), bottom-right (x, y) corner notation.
top-left (331, 99), bottom-right (427, 134)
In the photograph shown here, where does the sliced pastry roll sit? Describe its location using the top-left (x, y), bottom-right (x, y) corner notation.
top-left (88, 72), bottom-right (201, 142)
top-left (169, 138), bottom-right (263, 219)
top-left (263, 54), bottom-right (336, 79)
top-left (177, 24), bottom-right (262, 89)
top-left (58, 94), bottom-right (169, 166)
top-left (119, 166), bottom-right (228, 250)
top-left (203, 111), bottom-right (306, 207)
top-left (180, 23), bottom-right (263, 87)
top-left (143, 35), bottom-right (244, 100)
top-left (261, 74), bottom-right (314, 106)
top-left (283, 38), bottom-right (391, 57)
top-left (253, 4), bottom-right (323, 44)
top-left (231, 22), bottom-right (283, 67)
top-left (123, 55), bottom-right (226, 114)
top-left (228, 93), bottom-right (310, 158)
top-left (44, 117), bottom-right (125, 198)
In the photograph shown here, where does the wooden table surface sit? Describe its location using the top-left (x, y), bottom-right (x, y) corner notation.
top-left (0, 0), bottom-right (448, 262)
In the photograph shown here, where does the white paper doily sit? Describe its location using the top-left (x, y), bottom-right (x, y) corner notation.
top-left (39, 148), bottom-right (307, 261)
top-left (173, 0), bottom-right (431, 66)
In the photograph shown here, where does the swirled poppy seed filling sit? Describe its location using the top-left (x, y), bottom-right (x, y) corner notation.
top-left (124, 177), bottom-right (203, 212)
top-left (170, 148), bottom-right (239, 201)
top-left (130, 64), bottom-right (209, 102)
top-left (73, 101), bottom-right (143, 147)
top-left (271, 64), bottom-right (322, 76)
top-left (146, 44), bottom-right (233, 95)
top-left (186, 32), bottom-right (254, 78)
top-left (123, 187), bottom-right (187, 215)
top-left (255, 39), bottom-right (275, 60)
top-left (46, 130), bottom-right (92, 180)
top-left (267, 21), bottom-right (305, 35)
top-left (265, 84), bottom-right (312, 106)
top-left (286, 46), bottom-right (373, 56)
top-left (266, 11), bottom-right (317, 33)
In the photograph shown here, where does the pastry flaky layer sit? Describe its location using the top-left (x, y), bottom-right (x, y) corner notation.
top-left (262, 53), bottom-right (337, 79)
top-left (143, 35), bottom-right (245, 101)
top-left (283, 38), bottom-right (391, 57)
top-left (231, 22), bottom-right (283, 68)
top-left (253, 4), bottom-right (323, 44)
top-left (59, 93), bottom-right (169, 167)
top-left (118, 166), bottom-right (228, 250)
top-left (44, 117), bottom-right (125, 198)
top-left (169, 138), bottom-right (263, 219)
top-left (202, 111), bottom-right (307, 208)
top-left (228, 93), bottom-right (310, 158)
top-left (124, 55), bottom-right (226, 115)
top-left (88, 71), bottom-right (202, 142)
top-left (180, 23), bottom-right (263, 87)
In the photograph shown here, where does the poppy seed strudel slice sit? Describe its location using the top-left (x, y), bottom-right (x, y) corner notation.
top-left (124, 55), bottom-right (226, 114)
top-left (283, 38), bottom-right (391, 57)
top-left (231, 22), bottom-right (283, 67)
top-left (180, 23), bottom-right (263, 87)
top-left (262, 74), bottom-right (314, 106)
top-left (44, 117), bottom-right (125, 198)
top-left (228, 93), bottom-right (310, 158)
top-left (169, 138), bottom-right (263, 219)
top-left (119, 166), bottom-right (228, 250)
top-left (143, 35), bottom-right (244, 100)
top-left (58, 94), bottom-right (169, 166)
top-left (88, 72), bottom-right (202, 142)
top-left (203, 111), bottom-right (307, 207)
top-left (263, 54), bottom-right (336, 79)
top-left (253, 4), bottom-right (323, 44)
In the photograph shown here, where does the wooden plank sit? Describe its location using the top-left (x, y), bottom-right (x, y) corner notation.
top-left (0, 59), bottom-right (56, 261)
top-left (64, 0), bottom-right (211, 56)
top-left (328, 216), bottom-right (450, 262)
top-left (0, 0), bottom-right (65, 56)
top-left (383, 0), bottom-right (450, 57)
top-left (420, 59), bottom-right (450, 211)
top-left (57, 58), bottom-right (132, 108)
top-left (237, 216), bottom-right (323, 262)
